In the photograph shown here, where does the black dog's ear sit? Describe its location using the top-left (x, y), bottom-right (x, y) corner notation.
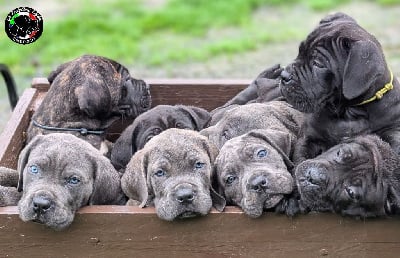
top-left (342, 40), bottom-right (386, 100)
top-left (179, 106), bottom-right (211, 130)
top-left (247, 129), bottom-right (295, 170)
top-left (17, 135), bottom-right (45, 192)
top-left (110, 123), bottom-right (140, 170)
top-left (74, 82), bottom-right (112, 118)
top-left (121, 149), bottom-right (150, 207)
top-left (89, 154), bottom-right (125, 205)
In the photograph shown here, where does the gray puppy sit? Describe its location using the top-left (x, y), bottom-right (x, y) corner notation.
top-left (296, 134), bottom-right (400, 218)
top-left (27, 55), bottom-right (151, 150)
top-left (215, 129), bottom-right (298, 218)
top-left (201, 101), bottom-right (304, 150)
top-left (17, 133), bottom-right (126, 230)
top-left (280, 13), bottom-right (400, 160)
top-left (121, 128), bottom-right (226, 221)
top-left (111, 105), bottom-right (210, 170)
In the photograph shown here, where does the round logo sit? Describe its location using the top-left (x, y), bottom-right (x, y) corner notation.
top-left (5, 7), bottom-right (43, 45)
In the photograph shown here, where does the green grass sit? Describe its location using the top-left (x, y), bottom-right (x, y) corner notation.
top-left (0, 0), bottom-right (397, 79)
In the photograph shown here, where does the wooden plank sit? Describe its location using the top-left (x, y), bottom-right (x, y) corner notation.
top-left (31, 77), bottom-right (250, 111)
top-left (0, 88), bottom-right (38, 169)
top-left (0, 206), bottom-right (398, 257)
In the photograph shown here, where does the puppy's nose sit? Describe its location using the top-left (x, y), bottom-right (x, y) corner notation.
top-left (32, 196), bottom-right (51, 214)
top-left (280, 70), bottom-right (292, 83)
top-left (175, 188), bottom-right (195, 204)
top-left (249, 175), bottom-right (268, 193)
top-left (305, 167), bottom-right (326, 185)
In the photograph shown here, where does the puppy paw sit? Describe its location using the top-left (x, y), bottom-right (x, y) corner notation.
top-left (258, 64), bottom-right (283, 80)
top-left (126, 199), bottom-right (142, 206)
top-left (0, 186), bottom-right (22, 206)
top-left (275, 197), bottom-right (300, 217)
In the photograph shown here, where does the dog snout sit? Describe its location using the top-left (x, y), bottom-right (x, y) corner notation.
top-left (280, 70), bottom-right (292, 83)
top-left (248, 175), bottom-right (268, 193)
top-left (304, 167), bottom-right (327, 185)
top-left (175, 185), bottom-right (196, 204)
top-left (32, 196), bottom-right (52, 214)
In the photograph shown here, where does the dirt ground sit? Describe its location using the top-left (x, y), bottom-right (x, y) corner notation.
top-left (1, 1), bottom-right (400, 133)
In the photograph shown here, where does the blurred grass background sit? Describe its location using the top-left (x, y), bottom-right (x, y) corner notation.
top-left (1, 0), bottom-right (400, 132)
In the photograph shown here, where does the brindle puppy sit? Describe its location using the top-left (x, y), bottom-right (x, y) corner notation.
top-left (27, 54), bottom-right (151, 150)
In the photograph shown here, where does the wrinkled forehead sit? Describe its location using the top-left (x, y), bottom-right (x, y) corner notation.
top-left (299, 19), bottom-right (373, 56)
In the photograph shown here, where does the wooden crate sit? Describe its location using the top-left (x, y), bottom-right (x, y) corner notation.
top-left (0, 78), bottom-right (399, 257)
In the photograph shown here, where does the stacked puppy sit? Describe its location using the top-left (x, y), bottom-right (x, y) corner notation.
top-left (2, 12), bottom-right (400, 231)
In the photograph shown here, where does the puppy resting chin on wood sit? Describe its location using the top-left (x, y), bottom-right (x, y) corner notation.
top-left (121, 128), bottom-right (226, 221)
top-left (17, 133), bottom-right (126, 231)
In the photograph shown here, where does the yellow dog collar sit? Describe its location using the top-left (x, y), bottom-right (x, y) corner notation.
top-left (356, 69), bottom-right (394, 106)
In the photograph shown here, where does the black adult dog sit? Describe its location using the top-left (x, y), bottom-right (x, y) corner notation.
top-left (280, 13), bottom-right (400, 161)
top-left (295, 135), bottom-right (400, 218)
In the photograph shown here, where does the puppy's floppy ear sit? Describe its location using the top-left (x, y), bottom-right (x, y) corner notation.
top-left (121, 149), bottom-right (150, 207)
top-left (201, 137), bottom-right (226, 211)
top-left (17, 135), bottom-right (45, 192)
top-left (179, 106), bottom-right (211, 130)
top-left (342, 40), bottom-right (386, 100)
top-left (88, 154), bottom-right (125, 205)
top-left (111, 123), bottom-right (140, 170)
top-left (247, 129), bottom-right (295, 170)
top-left (74, 82), bottom-right (112, 118)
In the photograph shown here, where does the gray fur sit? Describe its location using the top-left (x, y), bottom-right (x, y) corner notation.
top-left (111, 105), bottom-right (210, 171)
top-left (121, 128), bottom-right (225, 221)
top-left (0, 167), bottom-right (21, 206)
top-left (17, 133), bottom-right (125, 230)
top-left (201, 101), bottom-right (304, 150)
top-left (215, 129), bottom-right (298, 218)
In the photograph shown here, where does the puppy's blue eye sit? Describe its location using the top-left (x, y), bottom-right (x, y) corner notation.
top-left (225, 175), bottom-right (237, 185)
top-left (195, 162), bottom-right (205, 169)
top-left (257, 149), bottom-right (268, 158)
top-left (29, 165), bottom-right (39, 174)
top-left (67, 176), bottom-right (80, 185)
top-left (155, 169), bottom-right (166, 177)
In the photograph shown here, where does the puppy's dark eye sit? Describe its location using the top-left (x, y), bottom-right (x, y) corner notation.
top-left (29, 165), bottom-right (39, 174)
top-left (225, 175), bottom-right (237, 185)
top-left (222, 130), bottom-right (229, 140)
top-left (345, 186), bottom-right (355, 199)
top-left (194, 162), bottom-right (205, 169)
top-left (257, 149), bottom-right (268, 158)
top-left (154, 169), bottom-right (166, 177)
top-left (312, 59), bottom-right (324, 68)
top-left (67, 176), bottom-right (80, 185)
top-left (145, 135), bottom-right (154, 143)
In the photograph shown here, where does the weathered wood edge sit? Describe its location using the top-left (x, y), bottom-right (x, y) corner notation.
top-left (0, 88), bottom-right (37, 169)
top-left (31, 77), bottom-right (253, 90)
